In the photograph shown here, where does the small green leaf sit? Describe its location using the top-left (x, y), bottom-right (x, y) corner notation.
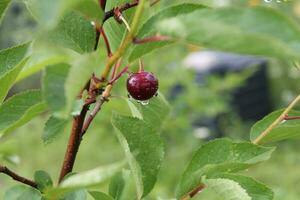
top-left (45, 162), bottom-right (124, 197)
top-left (4, 185), bottom-right (42, 200)
top-left (109, 170), bottom-right (136, 200)
top-left (209, 173), bottom-right (274, 200)
top-left (42, 116), bottom-right (68, 144)
top-left (17, 49), bottom-right (69, 83)
top-left (250, 109), bottom-right (300, 144)
top-left (63, 52), bottom-right (101, 117)
top-left (89, 191), bottom-right (114, 200)
top-left (128, 93), bottom-right (170, 132)
top-left (73, 0), bottom-right (104, 23)
top-left (24, 0), bottom-right (81, 28)
top-left (0, 0), bottom-right (11, 23)
top-left (0, 43), bottom-right (30, 102)
top-left (204, 177), bottom-right (251, 200)
top-left (129, 3), bottom-right (207, 62)
top-left (176, 138), bottom-right (275, 198)
top-left (112, 114), bottom-right (164, 198)
top-left (60, 189), bottom-right (87, 200)
top-left (50, 11), bottom-right (96, 54)
top-left (109, 172), bottom-right (126, 199)
top-left (0, 90), bottom-right (47, 137)
top-left (43, 63), bottom-right (70, 113)
top-left (34, 170), bottom-right (53, 191)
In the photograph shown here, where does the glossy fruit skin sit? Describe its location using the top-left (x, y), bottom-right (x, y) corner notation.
top-left (127, 71), bottom-right (159, 101)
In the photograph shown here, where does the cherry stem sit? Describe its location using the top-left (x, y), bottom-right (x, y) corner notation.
top-left (111, 58), bottom-right (122, 80)
top-left (109, 66), bottom-right (129, 85)
top-left (100, 27), bottom-right (113, 57)
top-left (0, 165), bottom-right (37, 188)
top-left (139, 59), bottom-right (144, 72)
top-left (133, 35), bottom-right (171, 44)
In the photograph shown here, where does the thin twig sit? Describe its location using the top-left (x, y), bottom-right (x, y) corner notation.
top-left (253, 95), bottom-right (300, 144)
top-left (94, 22), bottom-right (101, 50)
top-left (133, 35), bottom-right (171, 44)
top-left (181, 184), bottom-right (206, 200)
top-left (100, 27), bottom-right (113, 57)
top-left (108, 66), bottom-right (129, 84)
top-left (283, 115), bottom-right (300, 120)
top-left (103, 0), bottom-right (139, 22)
top-left (99, 0), bottom-right (107, 10)
top-left (0, 165), bottom-right (37, 188)
top-left (81, 85), bottom-right (113, 136)
top-left (111, 58), bottom-right (122, 80)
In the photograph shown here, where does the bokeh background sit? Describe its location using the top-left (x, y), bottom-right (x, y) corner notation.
top-left (1, 0), bottom-right (300, 199)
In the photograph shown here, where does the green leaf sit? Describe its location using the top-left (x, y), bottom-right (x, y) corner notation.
top-left (204, 177), bottom-right (251, 200)
top-left (45, 162), bottom-right (124, 197)
top-left (128, 93), bottom-right (170, 132)
top-left (250, 109), bottom-right (300, 144)
top-left (60, 189), bottom-right (87, 200)
top-left (0, 43), bottom-right (30, 102)
top-left (89, 191), bottom-right (114, 200)
top-left (4, 185), bottom-right (42, 200)
top-left (0, 0), bottom-right (11, 23)
top-left (176, 138), bottom-right (275, 198)
top-left (16, 50), bottom-right (69, 82)
top-left (42, 116), bottom-right (68, 144)
top-left (132, 6), bottom-right (300, 62)
top-left (109, 170), bottom-right (136, 200)
top-left (209, 173), bottom-right (274, 200)
top-left (50, 11), bottom-right (96, 54)
top-left (112, 113), bottom-right (164, 198)
top-left (129, 3), bottom-right (207, 62)
top-left (109, 172), bottom-right (126, 199)
top-left (24, 0), bottom-right (81, 28)
top-left (43, 63), bottom-right (70, 114)
top-left (0, 90), bottom-right (47, 137)
top-left (73, 0), bottom-right (104, 23)
top-left (63, 52), bottom-right (101, 117)
top-left (34, 170), bottom-right (53, 191)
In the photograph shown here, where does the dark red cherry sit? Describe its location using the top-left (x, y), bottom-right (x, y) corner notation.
top-left (127, 71), bottom-right (159, 101)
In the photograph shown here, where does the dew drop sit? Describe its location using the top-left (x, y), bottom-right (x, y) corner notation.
top-left (139, 100), bottom-right (149, 105)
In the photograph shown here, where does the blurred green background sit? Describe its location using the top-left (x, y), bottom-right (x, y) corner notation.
top-left (1, 0), bottom-right (300, 199)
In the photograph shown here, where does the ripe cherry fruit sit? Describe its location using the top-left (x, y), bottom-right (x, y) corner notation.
top-left (127, 71), bottom-right (159, 101)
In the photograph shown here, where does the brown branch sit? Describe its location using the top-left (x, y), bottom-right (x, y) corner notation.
top-left (58, 106), bottom-right (89, 183)
top-left (0, 165), bottom-right (37, 188)
top-left (103, 0), bottom-right (139, 22)
top-left (81, 85), bottom-right (113, 136)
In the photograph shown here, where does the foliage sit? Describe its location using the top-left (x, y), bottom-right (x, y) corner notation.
top-left (1, 0), bottom-right (300, 200)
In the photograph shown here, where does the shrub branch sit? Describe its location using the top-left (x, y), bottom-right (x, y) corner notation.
top-left (0, 165), bottom-right (37, 188)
